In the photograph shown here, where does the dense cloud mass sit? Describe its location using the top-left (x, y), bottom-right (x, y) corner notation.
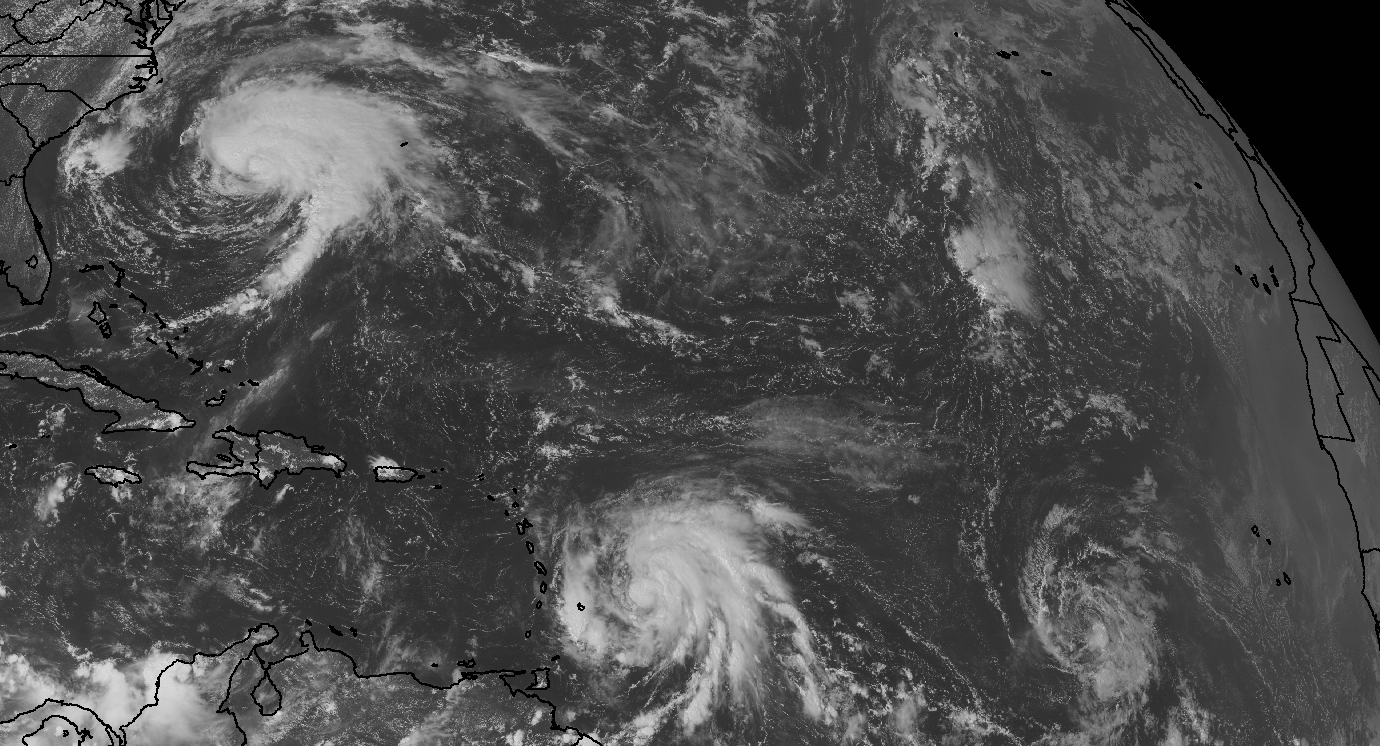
top-left (0, 0), bottom-right (1377, 744)
top-left (195, 77), bottom-right (432, 310)
top-left (556, 478), bottom-right (823, 739)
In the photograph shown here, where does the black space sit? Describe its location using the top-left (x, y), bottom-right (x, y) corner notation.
top-left (1132, 4), bottom-right (1372, 326)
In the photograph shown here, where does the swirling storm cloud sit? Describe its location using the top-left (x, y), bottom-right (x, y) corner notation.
top-left (0, 0), bottom-right (1374, 744)
top-left (555, 478), bottom-right (824, 739)
top-left (195, 78), bottom-right (431, 310)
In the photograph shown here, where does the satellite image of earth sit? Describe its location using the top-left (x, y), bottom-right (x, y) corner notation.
top-left (1, 0), bottom-right (1378, 744)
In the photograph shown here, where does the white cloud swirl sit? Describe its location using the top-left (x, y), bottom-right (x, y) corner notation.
top-left (554, 478), bottom-right (823, 741)
top-left (195, 77), bottom-right (430, 311)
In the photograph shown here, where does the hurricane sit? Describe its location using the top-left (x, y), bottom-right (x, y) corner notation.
top-left (59, 29), bottom-right (457, 323)
top-left (554, 477), bottom-right (826, 741)
top-left (1020, 500), bottom-right (1167, 739)
top-left (194, 77), bottom-right (431, 310)
top-left (3, 1), bottom-right (1378, 744)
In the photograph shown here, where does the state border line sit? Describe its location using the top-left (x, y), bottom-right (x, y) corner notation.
top-left (1109, 0), bottom-right (1380, 651)
top-left (0, 0), bottom-right (183, 305)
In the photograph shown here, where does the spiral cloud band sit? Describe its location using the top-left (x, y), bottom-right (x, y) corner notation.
top-left (556, 481), bottom-right (823, 740)
top-left (195, 78), bottom-right (429, 311)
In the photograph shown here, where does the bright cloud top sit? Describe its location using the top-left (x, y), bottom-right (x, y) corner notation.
top-left (63, 129), bottom-right (135, 178)
top-left (196, 78), bottom-right (428, 310)
top-left (0, 639), bottom-right (243, 745)
top-left (949, 207), bottom-right (1036, 316)
top-left (557, 479), bottom-right (822, 740)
